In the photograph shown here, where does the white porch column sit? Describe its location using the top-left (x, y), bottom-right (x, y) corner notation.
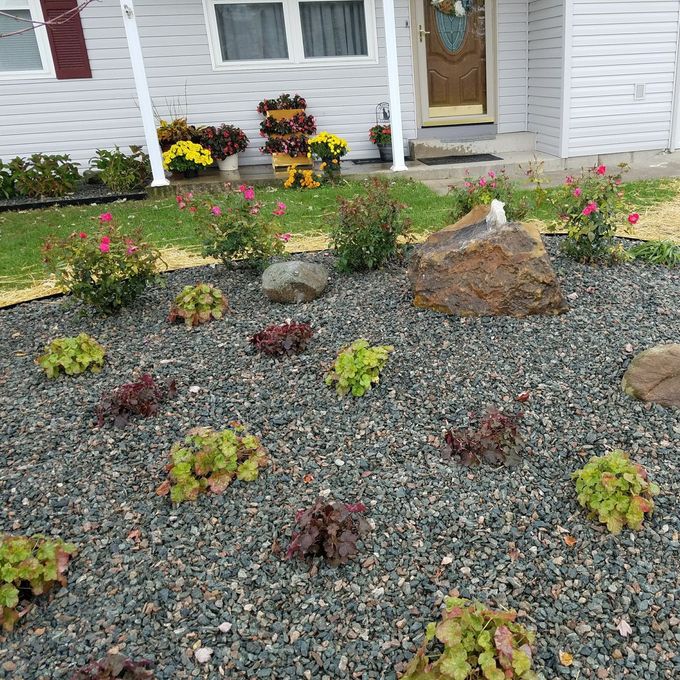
top-left (381, 0), bottom-right (407, 171)
top-left (120, 0), bottom-right (169, 187)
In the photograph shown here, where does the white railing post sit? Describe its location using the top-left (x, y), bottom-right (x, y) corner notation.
top-left (382, 0), bottom-right (407, 171)
top-left (120, 0), bottom-right (169, 187)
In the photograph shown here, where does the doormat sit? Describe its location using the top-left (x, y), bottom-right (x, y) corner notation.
top-left (351, 156), bottom-right (413, 165)
top-left (418, 153), bottom-right (502, 166)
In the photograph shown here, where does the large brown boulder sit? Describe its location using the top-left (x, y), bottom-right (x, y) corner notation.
top-left (622, 344), bottom-right (680, 409)
top-left (408, 205), bottom-right (568, 317)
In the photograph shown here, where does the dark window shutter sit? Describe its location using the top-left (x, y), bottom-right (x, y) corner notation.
top-left (40, 0), bottom-right (92, 79)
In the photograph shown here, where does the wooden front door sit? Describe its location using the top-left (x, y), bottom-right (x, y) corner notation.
top-left (421, 0), bottom-right (487, 118)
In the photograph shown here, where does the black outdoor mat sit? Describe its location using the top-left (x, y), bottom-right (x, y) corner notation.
top-left (418, 153), bottom-right (502, 166)
top-left (351, 156), bottom-right (413, 165)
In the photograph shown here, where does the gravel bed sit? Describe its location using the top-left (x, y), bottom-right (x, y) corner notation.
top-left (0, 239), bottom-right (678, 680)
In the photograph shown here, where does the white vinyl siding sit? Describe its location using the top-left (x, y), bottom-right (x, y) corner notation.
top-left (567, 0), bottom-right (680, 156)
top-left (0, 0), bottom-right (416, 167)
top-left (527, 0), bottom-right (564, 155)
top-left (496, 0), bottom-right (528, 133)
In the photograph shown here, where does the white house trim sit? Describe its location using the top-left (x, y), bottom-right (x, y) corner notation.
top-left (119, 0), bottom-right (168, 187)
top-left (382, 0), bottom-right (406, 170)
top-left (558, 0), bottom-right (572, 159)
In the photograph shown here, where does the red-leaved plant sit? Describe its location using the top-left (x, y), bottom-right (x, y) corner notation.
top-left (286, 497), bottom-right (370, 566)
top-left (250, 322), bottom-right (314, 357)
top-left (97, 374), bottom-right (176, 428)
top-left (70, 653), bottom-right (154, 679)
top-left (443, 407), bottom-right (524, 467)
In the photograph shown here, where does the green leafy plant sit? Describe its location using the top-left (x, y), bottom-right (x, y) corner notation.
top-left (178, 186), bottom-right (287, 269)
top-left (369, 124), bottom-right (391, 146)
top-left (156, 425), bottom-right (268, 503)
top-left (443, 408), bottom-right (524, 467)
top-left (0, 534), bottom-right (77, 631)
top-left (286, 498), bottom-right (369, 566)
top-left (402, 596), bottom-right (537, 680)
top-left (196, 124), bottom-right (249, 160)
top-left (0, 158), bottom-right (17, 200)
top-left (168, 283), bottom-right (229, 327)
top-left (43, 218), bottom-right (161, 314)
top-left (156, 117), bottom-right (198, 151)
top-left (332, 178), bottom-right (412, 271)
top-left (627, 239), bottom-right (680, 267)
top-left (90, 146), bottom-right (151, 193)
top-left (325, 339), bottom-right (393, 397)
top-left (572, 449), bottom-right (659, 534)
top-left (8, 153), bottom-right (80, 198)
top-left (448, 168), bottom-right (530, 224)
top-left (36, 333), bottom-right (106, 378)
top-left (71, 654), bottom-right (154, 679)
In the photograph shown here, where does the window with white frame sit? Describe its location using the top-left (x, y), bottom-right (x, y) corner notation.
top-left (204, 0), bottom-right (375, 67)
top-left (0, 0), bottom-right (53, 77)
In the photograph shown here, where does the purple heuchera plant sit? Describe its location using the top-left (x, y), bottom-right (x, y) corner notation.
top-left (286, 497), bottom-right (370, 566)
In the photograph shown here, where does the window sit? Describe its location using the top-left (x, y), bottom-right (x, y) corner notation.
top-left (204, 0), bottom-right (376, 68)
top-left (0, 0), bottom-right (54, 77)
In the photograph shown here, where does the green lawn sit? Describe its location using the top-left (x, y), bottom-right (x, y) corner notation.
top-left (0, 177), bottom-right (676, 291)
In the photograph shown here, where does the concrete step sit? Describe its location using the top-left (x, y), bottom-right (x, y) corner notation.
top-left (411, 132), bottom-right (537, 159)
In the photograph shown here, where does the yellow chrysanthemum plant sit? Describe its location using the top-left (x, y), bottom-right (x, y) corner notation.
top-left (162, 140), bottom-right (213, 175)
top-left (308, 132), bottom-right (349, 178)
top-left (283, 166), bottom-right (321, 190)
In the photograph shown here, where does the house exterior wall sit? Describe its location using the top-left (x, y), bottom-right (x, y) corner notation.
top-left (496, 0), bottom-right (528, 133)
top-left (0, 0), bottom-right (417, 168)
top-left (527, 0), bottom-right (564, 156)
top-left (566, 0), bottom-right (680, 157)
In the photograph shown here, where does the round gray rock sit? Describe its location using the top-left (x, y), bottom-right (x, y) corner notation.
top-left (262, 261), bottom-right (329, 303)
top-left (622, 343), bottom-right (680, 409)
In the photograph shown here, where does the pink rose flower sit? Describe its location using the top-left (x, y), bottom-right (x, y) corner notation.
top-left (565, 176), bottom-right (575, 185)
top-left (272, 201), bottom-right (287, 216)
top-left (79, 232), bottom-right (87, 239)
top-left (243, 187), bottom-right (255, 201)
top-left (582, 201), bottom-right (598, 216)
top-left (126, 245), bottom-right (138, 255)
top-left (488, 170), bottom-right (496, 179)
top-left (238, 184), bottom-right (247, 193)
top-left (628, 213), bottom-right (640, 225)
top-left (596, 165), bottom-right (606, 175)
top-left (189, 206), bottom-right (197, 214)
top-left (210, 205), bottom-right (222, 216)
top-left (573, 188), bottom-right (582, 198)
top-left (99, 237), bottom-right (110, 253)
top-left (479, 177), bottom-right (487, 187)
top-left (249, 206), bottom-right (261, 215)
top-left (275, 233), bottom-right (292, 243)
top-left (99, 212), bottom-right (113, 223)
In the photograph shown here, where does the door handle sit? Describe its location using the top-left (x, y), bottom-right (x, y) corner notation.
top-left (418, 24), bottom-right (430, 42)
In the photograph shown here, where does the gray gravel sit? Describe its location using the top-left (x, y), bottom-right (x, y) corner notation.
top-left (0, 239), bottom-right (678, 680)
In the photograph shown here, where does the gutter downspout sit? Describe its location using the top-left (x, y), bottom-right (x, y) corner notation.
top-left (382, 0), bottom-right (407, 171)
top-left (120, 0), bottom-right (169, 187)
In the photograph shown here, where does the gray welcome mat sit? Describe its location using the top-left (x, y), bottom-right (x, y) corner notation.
top-left (418, 153), bottom-right (502, 166)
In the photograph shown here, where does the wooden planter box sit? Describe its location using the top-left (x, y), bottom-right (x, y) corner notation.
top-left (271, 153), bottom-right (313, 170)
top-left (268, 108), bottom-right (305, 121)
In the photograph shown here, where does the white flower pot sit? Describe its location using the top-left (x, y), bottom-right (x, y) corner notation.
top-left (217, 155), bottom-right (239, 172)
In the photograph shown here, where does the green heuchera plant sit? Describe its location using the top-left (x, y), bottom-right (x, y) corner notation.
top-left (325, 339), bottom-right (393, 397)
top-left (0, 535), bottom-right (77, 631)
top-left (572, 449), bottom-right (659, 534)
top-left (402, 596), bottom-right (537, 680)
top-left (157, 425), bottom-right (267, 503)
top-left (36, 333), bottom-right (106, 378)
top-left (167, 283), bottom-right (229, 327)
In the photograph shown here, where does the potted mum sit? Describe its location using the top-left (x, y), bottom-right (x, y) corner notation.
top-left (198, 124), bottom-right (249, 172)
top-left (308, 132), bottom-right (349, 180)
top-left (369, 124), bottom-right (392, 162)
top-left (162, 140), bottom-right (212, 178)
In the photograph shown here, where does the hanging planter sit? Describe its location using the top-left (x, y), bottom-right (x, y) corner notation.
top-left (431, 0), bottom-right (468, 16)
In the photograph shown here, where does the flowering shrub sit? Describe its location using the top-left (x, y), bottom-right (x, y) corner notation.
top-left (43, 219), bottom-right (161, 314)
top-left (197, 124), bottom-right (249, 160)
top-left (369, 124), bottom-right (391, 145)
top-left (162, 140), bottom-right (212, 174)
top-left (326, 339), bottom-right (393, 397)
top-left (256, 93), bottom-right (307, 114)
top-left (97, 374), bottom-right (177, 428)
top-left (156, 425), bottom-right (268, 503)
top-left (0, 158), bottom-right (17, 199)
top-left (332, 178), bottom-right (412, 271)
top-left (283, 166), bottom-right (321, 189)
top-left (179, 185), bottom-right (287, 269)
top-left (403, 596), bottom-right (537, 680)
top-left (71, 654), bottom-right (154, 680)
top-left (448, 168), bottom-right (530, 223)
top-left (8, 153), bottom-right (80, 198)
top-left (532, 164), bottom-right (637, 262)
top-left (156, 117), bottom-right (197, 151)
top-left (443, 407), bottom-right (524, 467)
top-left (168, 283), bottom-right (229, 327)
top-left (0, 534), bottom-right (77, 631)
top-left (250, 322), bottom-right (314, 356)
top-left (308, 132), bottom-right (349, 162)
top-left (36, 333), bottom-right (106, 378)
top-left (90, 146), bottom-right (150, 193)
top-left (260, 111), bottom-right (317, 137)
top-left (573, 450), bottom-right (659, 534)
top-left (260, 136), bottom-right (309, 157)
top-left (286, 497), bottom-right (370, 566)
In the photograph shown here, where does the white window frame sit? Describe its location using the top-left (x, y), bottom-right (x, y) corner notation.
top-left (203, 0), bottom-right (378, 71)
top-left (0, 0), bottom-right (55, 80)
